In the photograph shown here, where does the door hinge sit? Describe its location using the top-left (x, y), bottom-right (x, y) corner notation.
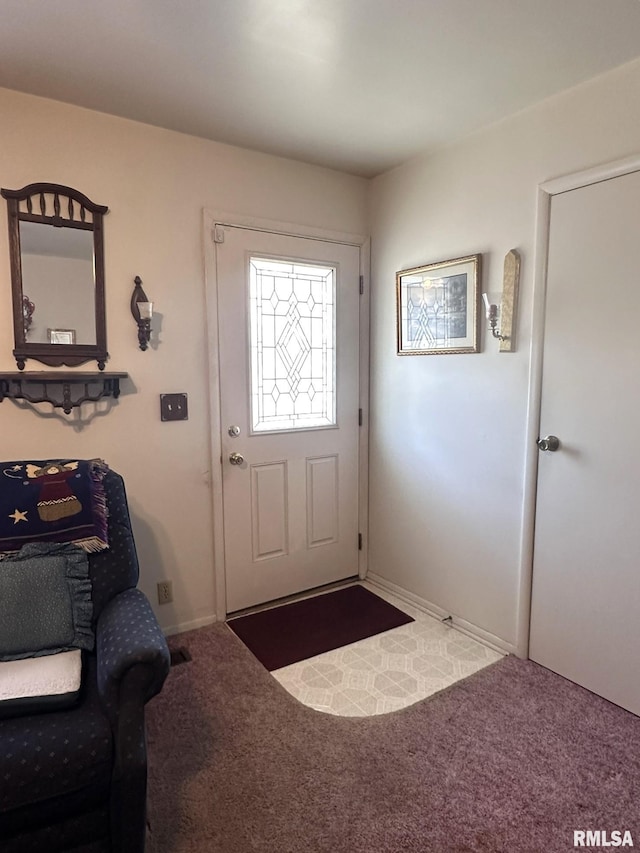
top-left (359, 275), bottom-right (364, 295)
top-left (358, 407), bottom-right (363, 426)
top-left (213, 225), bottom-right (225, 244)
top-left (358, 533), bottom-right (363, 551)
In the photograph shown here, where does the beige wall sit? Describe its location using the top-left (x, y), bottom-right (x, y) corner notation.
top-left (369, 57), bottom-right (640, 651)
top-left (0, 87), bottom-right (368, 632)
top-left (5, 55), bottom-right (640, 646)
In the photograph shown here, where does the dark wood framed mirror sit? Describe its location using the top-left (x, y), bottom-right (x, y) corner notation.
top-left (1, 183), bottom-right (109, 370)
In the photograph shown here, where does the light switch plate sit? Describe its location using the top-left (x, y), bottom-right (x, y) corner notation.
top-left (160, 393), bottom-right (188, 421)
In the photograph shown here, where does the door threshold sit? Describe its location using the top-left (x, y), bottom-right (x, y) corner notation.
top-left (226, 576), bottom-right (360, 621)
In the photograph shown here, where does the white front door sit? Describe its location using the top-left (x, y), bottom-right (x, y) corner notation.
top-left (215, 225), bottom-right (361, 613)
top-left (529, 167), bottom-right (640, 716)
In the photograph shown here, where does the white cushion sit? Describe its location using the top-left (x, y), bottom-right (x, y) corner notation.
top-left (0, 649), bottom-right (82, 716)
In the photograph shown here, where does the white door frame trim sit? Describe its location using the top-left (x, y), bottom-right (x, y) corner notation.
top-left (203, 208), bottom-right (370, 621)
top-left (517, 153), bottom-right (640, 658)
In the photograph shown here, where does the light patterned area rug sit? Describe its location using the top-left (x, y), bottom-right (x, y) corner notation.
top-left (273, 586), bottom-right (502, 716)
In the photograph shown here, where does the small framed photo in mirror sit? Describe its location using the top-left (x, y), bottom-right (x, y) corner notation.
top-left (48, 328), bottom-right (76, 345)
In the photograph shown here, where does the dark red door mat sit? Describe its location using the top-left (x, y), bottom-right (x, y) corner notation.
top-left (227, 585), bottom-right (414, 671)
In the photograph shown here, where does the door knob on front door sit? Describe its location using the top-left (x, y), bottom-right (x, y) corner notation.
top-left (537, 435), bottom-right (560, 452)
top-left (229, 452), bottom-right (245, 465)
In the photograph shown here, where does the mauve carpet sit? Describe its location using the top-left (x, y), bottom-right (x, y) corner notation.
top-left (145, 623), bottom-right (640, 853)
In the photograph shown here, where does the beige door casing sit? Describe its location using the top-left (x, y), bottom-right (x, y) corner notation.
top-left (518, 154), bottom-right (640, 715)
top-left (204, 210), bottom-right (370, 618)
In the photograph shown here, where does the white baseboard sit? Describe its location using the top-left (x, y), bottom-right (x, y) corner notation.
top-left (365, 573), bottom-right (517, 656)
top-left (162, 614), bottom-right (218, 637)
top-left (161, 577), bottom-right (517, 655)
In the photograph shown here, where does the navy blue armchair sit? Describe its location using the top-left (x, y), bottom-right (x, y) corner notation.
top-left (0, 470), bottom-right (170, 853)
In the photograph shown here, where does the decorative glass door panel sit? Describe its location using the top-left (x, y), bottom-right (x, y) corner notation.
top-left (249, 257), bottom-right (336, 433)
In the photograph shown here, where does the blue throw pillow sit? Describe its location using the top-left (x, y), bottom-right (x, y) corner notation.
top-left (0, 542), bottom-right (93, 661)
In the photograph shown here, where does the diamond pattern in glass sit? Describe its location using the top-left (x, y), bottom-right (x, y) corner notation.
top-left (250, 258), bottom-right (336, 432)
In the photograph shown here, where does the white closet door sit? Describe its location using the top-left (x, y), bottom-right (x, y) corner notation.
top-left (530, 168), bottom-right (640, 716)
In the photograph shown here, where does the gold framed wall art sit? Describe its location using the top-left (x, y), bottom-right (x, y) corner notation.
top-left (396, 254), bottom-right (481, 355)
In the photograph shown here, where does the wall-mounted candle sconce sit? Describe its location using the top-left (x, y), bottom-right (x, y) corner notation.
top-left (482, 249), bottom-right (521, 353)
top-left (22, 294), bottom-right (35, 338)
top-left (482, 292), bottom-right (506, 340)
top-left (130, 276), bottom-right (153, 351)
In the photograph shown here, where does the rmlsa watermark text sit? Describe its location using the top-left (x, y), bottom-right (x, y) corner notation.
top-left (574, 830), bottom-right (634, 848)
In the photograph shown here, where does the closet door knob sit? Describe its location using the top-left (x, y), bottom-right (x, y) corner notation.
top-left (537, 435), bottom-right (560, 452)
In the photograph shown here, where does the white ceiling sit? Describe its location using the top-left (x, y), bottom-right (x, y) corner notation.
top-left (2, 0), bottom-right (640, 177)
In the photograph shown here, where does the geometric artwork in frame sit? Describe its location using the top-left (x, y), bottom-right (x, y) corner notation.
top-left (396, 254), bottom-right (482, 354)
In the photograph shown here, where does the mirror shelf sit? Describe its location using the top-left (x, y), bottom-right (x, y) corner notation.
top-left (0, 371), bottom-right (128, 415)
top-left (1, 183), bottom-right (109, 370)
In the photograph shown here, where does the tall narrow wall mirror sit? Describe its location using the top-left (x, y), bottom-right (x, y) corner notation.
top-left (1, 183), bottom-right (109, 369)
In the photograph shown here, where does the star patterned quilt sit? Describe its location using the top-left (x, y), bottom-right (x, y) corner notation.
top-left (0, 459), bottom-right (109, 556)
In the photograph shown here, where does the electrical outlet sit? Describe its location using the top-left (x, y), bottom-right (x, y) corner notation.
top-left (157, 580), bottom-right (173, 605)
